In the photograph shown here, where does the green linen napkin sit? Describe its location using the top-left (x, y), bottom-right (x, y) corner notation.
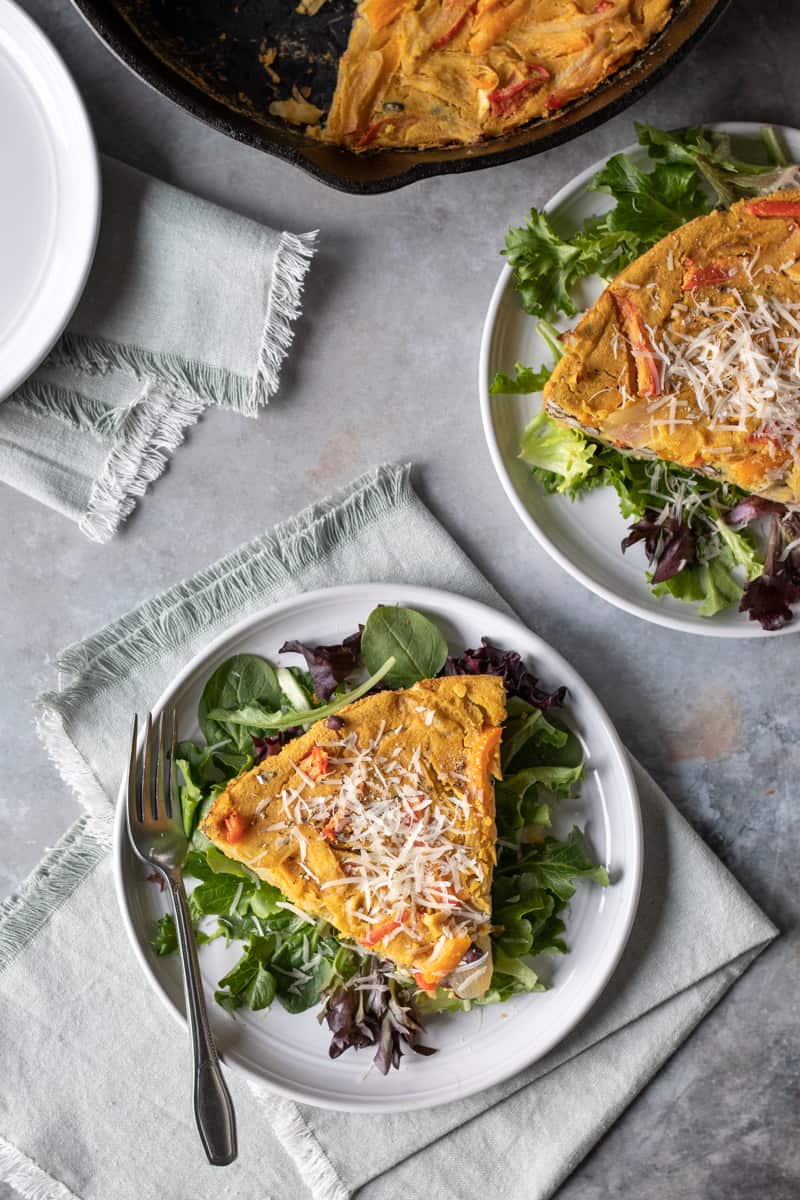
top-left (0, 465), bottom-right (776, 1200)
top-left (0, 156), bottom-right (315, 542)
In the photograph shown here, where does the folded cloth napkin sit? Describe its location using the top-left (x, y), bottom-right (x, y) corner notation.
top-left (0, 465), bottom-right (776, 1200)
top-left (0, 156), bottom-right (315, 542)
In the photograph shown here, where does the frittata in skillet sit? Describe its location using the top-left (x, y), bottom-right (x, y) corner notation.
top-left (543, 191), bottom-right (800, 503)
top-left (301, 0), bottom-right (673, 150)
top-left (202, 674), bottom-right (506, 998)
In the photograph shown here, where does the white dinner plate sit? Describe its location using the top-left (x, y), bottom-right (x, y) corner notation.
top-left (480, 122), bottom-right (800, 638)
top-left (0, 0), bottom-right (99, 400)
top-left (114, 583), bottom-right (641, 1113)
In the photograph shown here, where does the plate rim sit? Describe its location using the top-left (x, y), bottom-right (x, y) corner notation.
top-left (113, 581), bottom-right (642, 1113)
top-left (0, 0), bottom-right (100, 400)
top-left (479, 120), bottom-right (800, 639)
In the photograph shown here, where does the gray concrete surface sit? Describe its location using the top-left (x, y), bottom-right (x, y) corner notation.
top-left (1, 0), bottom-right (799, 1195)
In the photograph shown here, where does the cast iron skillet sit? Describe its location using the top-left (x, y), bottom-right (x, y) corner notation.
top-left (72, 0), bottom-right (730, 194)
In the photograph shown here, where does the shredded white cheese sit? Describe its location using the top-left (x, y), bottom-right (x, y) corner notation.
top-left (258, 715), bottom-right (489, 944)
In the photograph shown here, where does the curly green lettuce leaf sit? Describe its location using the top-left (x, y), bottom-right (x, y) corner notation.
top-left (502, 123), bottom-right (794, 321)
top-left (713, 519), bottom-right (763, 582)
top-left (588, 151), bottom-right (710, 242)
top-left (498, 827), bottom-right (610, 902)
top-left (148, 912), bottom-right (220, 957)
top-left (520, 410), bottom-right (597, 494)
top-left (652, 546), bottom-right (742, 617)
top-left (489, 362), bottom-right (552, 395)
top-left (635, 122), bottom-right (799, 206)
top-left (149, 913), bottom-right (178, 957)
top-left (502, 207), bottom-right (635, 319)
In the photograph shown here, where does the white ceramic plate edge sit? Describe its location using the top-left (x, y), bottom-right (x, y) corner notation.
top-left (113, 583), bottom-right (642, 1113)
top-left (479, 122), bottom-right (800, 639)
top-left (0, 0), bottom-right (100, 399)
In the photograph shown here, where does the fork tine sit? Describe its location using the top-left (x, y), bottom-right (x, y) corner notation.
top-left (155, 710), bottom-right (167, 820)
top-left (166, 709), bottom-right (178, 819)
top-left (126, 713), bottom-right (140, 837)
top-left (142, 711), bottom-right (154, 821)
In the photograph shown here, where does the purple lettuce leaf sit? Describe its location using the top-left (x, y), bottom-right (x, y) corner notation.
top-left (278, 630), bottom-right (362, 700)
top-left (445, 639), bottom-right (566, 710)
top-left (252, 728), bottom-right (303, 762)
top-left (322, 967), bottom-right (435, 1074)
top-left (739, 513), bottom-right (800, 630)
top-left (739, 575), bottom-right (800, 630)
top-left (621, 509), bottom-right (696, 584)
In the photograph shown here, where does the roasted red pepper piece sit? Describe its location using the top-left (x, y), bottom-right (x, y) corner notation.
top-left (300, 745), bottom-right (331, 781)
top-left (361, 913), bottom-right (408, 947)
top-left (546, 84), bottom-right (588, 112)
top-left (611, 291), bottom-right (663, 398)
top-left (413, 970), bottom-right (438, 994)
top-left (745, 199), bottom-right (800, 218)
top-left (747, 432), bottom-right (784, 454)
top-left (681, 258), bottom-right (739, 291)
top-left (488, 65), bottom-right (550, 117)
top-left (593, 0), bottom-right (615, 9)
top-left (355, 116), bottom-right (408, 149)
top-left (224, 811), bottom-right (249, 844)
top-left (432, 3), bottom-right (475, 49)
top-left (433, 881), bottom-right (459, 907)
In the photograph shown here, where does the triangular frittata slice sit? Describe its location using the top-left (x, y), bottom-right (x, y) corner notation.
top-left (542, 190), bottom-right (800, 503)
top-left (201, 674), bottom-right (506, 997)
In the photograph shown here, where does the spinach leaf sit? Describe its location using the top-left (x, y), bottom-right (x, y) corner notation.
top-left (198, 654), bottom-right (283, 756)
top-left (206, 656), bottom-right (396, 731)
top-left (215, 937), bottom-right (278, 1012)
top-left (176, 758), bottom-right (204, 840)
top-left (361, 606), bottom-right (448, 687)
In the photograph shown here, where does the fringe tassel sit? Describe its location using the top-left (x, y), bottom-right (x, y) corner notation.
top-left (47, 332), bottom-right (253, 415)
top-left (79, 383), bottom-right (205, 543)
top-left (48, 463), bottom-right (413, 693)
top-left (253, 1093), bottom-right (349, 1200)
top-left (47, 228), bottom-right (317, 418)
top-left (34, 708), bottom-right (116, 822)
top-left (255, 230), bottom-right (319, 410)
top-left (0, 816), bottom-right (107, 973)
top-left (8, 382), bottom-right (126, 442)
top-left (0, 1136), bottom-right (82, 1200)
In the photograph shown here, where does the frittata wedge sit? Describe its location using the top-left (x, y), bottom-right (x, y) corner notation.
top-left (543, 190), bottom-right (800, 503)
top-left (201, 674), bottom-right (506, 998)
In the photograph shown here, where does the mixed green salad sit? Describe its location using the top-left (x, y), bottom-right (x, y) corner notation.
top-left (492, 123), bottom-right (800, 630)
top-left (150, 604), bottom-right (608, 1074)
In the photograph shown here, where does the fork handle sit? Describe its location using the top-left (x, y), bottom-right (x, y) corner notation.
top-left (168, 873), bottom-right (238, 1166)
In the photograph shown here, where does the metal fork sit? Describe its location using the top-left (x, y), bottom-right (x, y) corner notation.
top-left (126, 711), bottom-right (237, 1166)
